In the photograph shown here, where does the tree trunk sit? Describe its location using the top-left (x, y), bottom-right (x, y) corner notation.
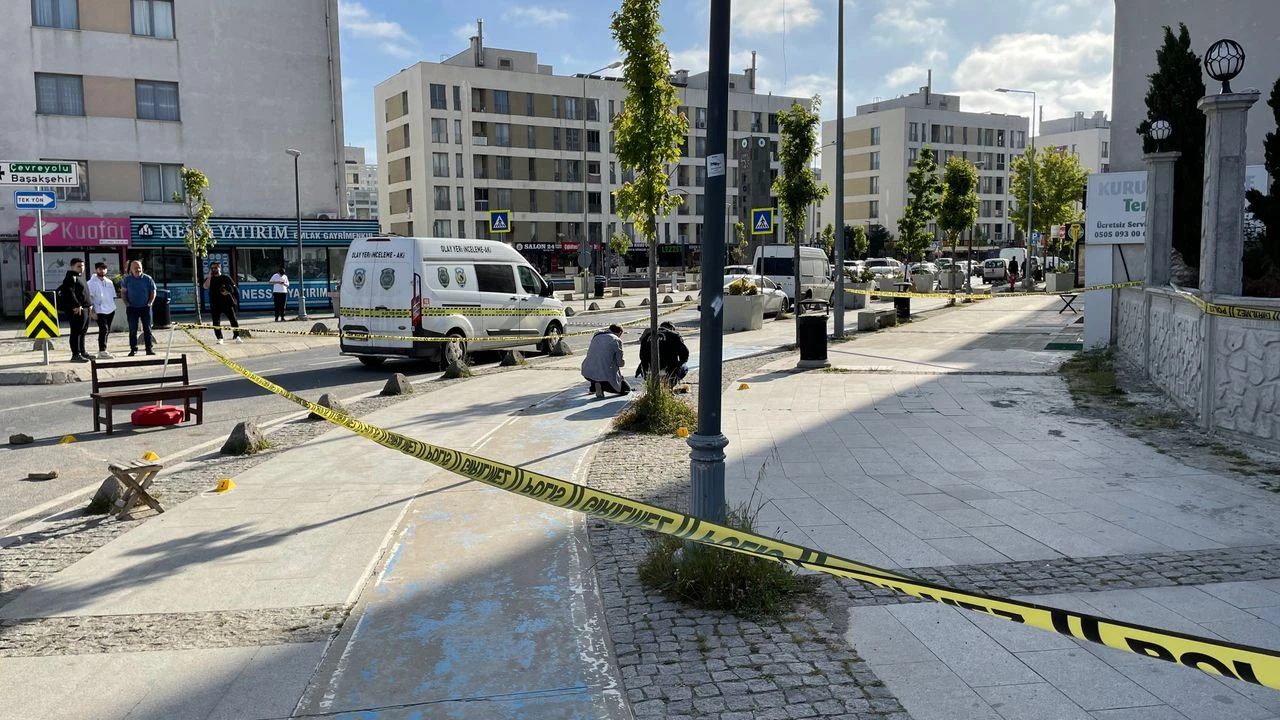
top-left (647, 213), bottom-right (660, 394)
top-left (190, 247), bottom-right (203, 324)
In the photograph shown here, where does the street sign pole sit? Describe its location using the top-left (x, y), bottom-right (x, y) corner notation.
top-left (36, 206), bottom-right (47, 365)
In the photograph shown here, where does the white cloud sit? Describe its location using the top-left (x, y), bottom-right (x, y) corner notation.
top-left (338, 1), bottom-right (410, 40)
top-left (732, 0), bottom-right (822, 37)
top-left (381, 43), bottom-right (416, 60)
top-left (452, 23), bottom-right (476, 43)
top-left (873, 0), bottom-right (945, 41)
top-left (503, 5), bottom-right (571, 27)
top-left (667, 47), bottom-right (758, 75)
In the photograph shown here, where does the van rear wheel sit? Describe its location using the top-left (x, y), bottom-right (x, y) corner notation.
top-left (540, 322), bottom-right (563, 354)
top-left (441, 331), bottom-right (467, 369)
top-left (357, 356), bottom-right (386, 368)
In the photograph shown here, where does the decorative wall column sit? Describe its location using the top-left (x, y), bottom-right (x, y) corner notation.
top-left (1197, 92), bottom-right (1260, 297)
top-left (1143, 151), bottom-right (1181, 287)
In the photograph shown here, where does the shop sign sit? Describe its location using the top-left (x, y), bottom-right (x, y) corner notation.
top-left (19, 216), bottom-right (131, 247)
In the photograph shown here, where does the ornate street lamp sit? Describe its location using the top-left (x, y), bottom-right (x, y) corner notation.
top-left (1204, 39), bottom-right (1245, 94)
top-left (1149, 119), bottom-right (1172, 152)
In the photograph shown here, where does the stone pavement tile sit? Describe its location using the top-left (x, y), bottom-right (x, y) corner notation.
top-left (935, 507), bottom-right (1004, 528)
top-left (974, 682), bottom-right (1094, 720)
top-left (1016, 648), bottom-right (1161, 711)
top-left (1001, 490), bottom-right (1084, 516)
top-left (771, 497), bottom-right (845, 527)
top-left (1058, 493), bottom-right (1224, 552)
top-left (870, 659), bottom-right (1003, 720)
top-left (845, 606), bottom-right (937, 665)
top-left (803, 523), bottom-right (897, 569)
top-left (913, 491), bottom-right (977, 512)
top-left (925, 536), bottom-right (1010, 565)
top-left (1102, 492), bottom-right (1276, 547)
top-left (964, 500), bottom-right (1111, 558)
top-left (888, 604), bottom-right (1041, 687)
top-left (1098, 651), bottom-right (1274, 720)
top-left (1202, 582), bottom-right (1280, 610)
top-left (964, 525), bottom-right (1061, 561)
top-left (875, 500), bottom-right (968, 540)
top-left (1044, 512), bottom-right (1176, 555)
top-left (843, 511), bottom-right (954, 568)
top-left (1089, 707), bottom-right (1193, 720)
top-left (967, 610), bottom-right (1080, 654)
top-left (1138, 586), bottom-right (1265, 625)
top-left (1073, 590), bottom-right (1227, 639)
top-left (875, 473), bottom-right (941, 496)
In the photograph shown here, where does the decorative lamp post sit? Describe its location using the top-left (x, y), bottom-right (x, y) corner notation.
top-left (285, 148), bottom-right (308, 321)
top-left (1204, 39), bottom-right (1246, 94)
top-left (1149, 120), bottom-right (1172, 152)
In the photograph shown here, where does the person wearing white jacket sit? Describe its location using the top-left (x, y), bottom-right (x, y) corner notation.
top-left (86, 262), bottom-right (119, 359)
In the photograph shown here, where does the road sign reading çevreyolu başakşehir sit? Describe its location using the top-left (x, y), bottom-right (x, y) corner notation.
top-left (0, 162), bottom-right (79, 187)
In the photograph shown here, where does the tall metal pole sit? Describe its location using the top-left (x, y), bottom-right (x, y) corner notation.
top-left (37, 206), bottom-right (48, 366)
top-left (689, 0), bottom-right (731, 524)
top-left (1026, 92), bottom-right (1035, 289)
top-left (832, 0), bottom-right (846, 337)
top-left (583, 74), bottom-right (591, 311)
top-left (288, 149), bottom-right (309, 320)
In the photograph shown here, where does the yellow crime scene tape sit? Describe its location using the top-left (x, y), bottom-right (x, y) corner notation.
top-left (185, 328), bottom-right (1280, 691)
top-left (1171, 285), bottom-right (1280, 322)
top-left (174, 301), bottom-right (696, 346)
top-left (844, 280), bottom-right (1142, 301)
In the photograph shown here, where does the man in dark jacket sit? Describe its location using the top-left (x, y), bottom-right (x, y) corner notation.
top-left (201, 261), bottom-right (242, 344)
top-left (638, 321), bottom-right (690, 385)
top-left (57, 258), bottom-right (92, 362)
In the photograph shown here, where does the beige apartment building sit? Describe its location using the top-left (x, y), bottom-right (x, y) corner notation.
top-left (374, 28), bottom-right (805, 271)
top-left (344, 146), bottom-right (379, 220)
top-left (820, 89), bottom-right (1029, 250)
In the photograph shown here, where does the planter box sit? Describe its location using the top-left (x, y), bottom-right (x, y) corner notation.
top-left (1045, 272), bottom-right (1074, 293)
top-left (846, 282), bottom-right (871, 310)
top-left (724, 294), bottom-right (766, 331)
top-left (911, 274), bottom-right (935, 293)
top-left (876, 276), bottom-right (901, 292)
top-left (938, 270), bottom-right (965, 291)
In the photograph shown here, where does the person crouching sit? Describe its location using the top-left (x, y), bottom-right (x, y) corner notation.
top-left (581, 324), bottom-right (630, 398)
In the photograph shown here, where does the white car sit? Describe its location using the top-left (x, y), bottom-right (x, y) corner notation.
top-left (724, 265), bottom-right (753, 276)
top-left (709, 274), bottom-right (790, 315)
top-left (864, 257), bottom-right (903, 278)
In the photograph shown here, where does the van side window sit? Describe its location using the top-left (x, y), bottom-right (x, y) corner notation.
top-left (800, 258), bottom-right (823, 278)
top-left (475, 264), bottom-right (517, 294)
top-left (517, 266), bottom-right (541, 294)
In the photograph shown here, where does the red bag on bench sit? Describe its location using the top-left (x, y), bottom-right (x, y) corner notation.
top-left (131, 404), bottom-right (184, 427)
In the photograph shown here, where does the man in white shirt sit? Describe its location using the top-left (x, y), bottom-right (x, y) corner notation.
top-left (269, 267), bottom-right (289, 321)
top-left (86, 262), bottom-right (119, 359)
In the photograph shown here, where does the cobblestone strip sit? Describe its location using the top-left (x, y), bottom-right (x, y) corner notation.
top-left (586, 352), bottom-right (910, 720)
top-left (0, 604), bottom-right (349, 656)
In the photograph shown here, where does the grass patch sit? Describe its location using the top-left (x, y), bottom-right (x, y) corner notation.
top-left (1059, 350), bottom-right (1128, 404)
top-left (638, 502), bottom-right (818, 618)
top-left (821, 367), bottom-right (854, 374)
top-left (613, 382), bottom-right (697, 435)
top-left (1132, 412), bottom-right (1183, 430)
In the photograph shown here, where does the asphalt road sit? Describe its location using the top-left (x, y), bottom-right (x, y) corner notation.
top-left (0, 305), bottom-right (696, 536)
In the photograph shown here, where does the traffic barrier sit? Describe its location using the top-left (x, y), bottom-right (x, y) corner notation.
top-left (186, 328), bottom-right (1280, 691)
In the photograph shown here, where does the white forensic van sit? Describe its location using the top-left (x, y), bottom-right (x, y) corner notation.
top-left (752, 245), bottom-right (834, 304)
top-left (338, 237), bottom-right (565, 368)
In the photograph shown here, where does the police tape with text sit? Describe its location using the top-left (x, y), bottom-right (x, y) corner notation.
top-left (184, 329), bottom-right (1280, 692)
top-left (844, 280), bottom-right (1143, 300)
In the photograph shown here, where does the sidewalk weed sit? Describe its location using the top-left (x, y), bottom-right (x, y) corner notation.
top-left (613, 382), bottom-right (697, 435)
top-left (1060, 350), bottom-right (1127, 405)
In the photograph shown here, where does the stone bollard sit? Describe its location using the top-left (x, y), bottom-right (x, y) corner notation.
top-left (442, 358), bottom-right (472, 379)
top-left (550, 338), bottom-right (574, 357)
top-left (381, 373), bottom-right (413, 395)
top-left (309, 322), bottom-right (330, 334)
top-left (87, 475), bottom-right (123, 514)
top-left (500, 349), bottom-right (525, 366)
top-left (615, 300), bottom-right (626, 309)
top-left (308, 393), bottom-right (348, 420)
top-left (9, 433), bottom-right (34, 445)
top-left (238, 329), bottom-right (253, 339)
top-left (588, 302), bottom-right (600, 311)
top-left (221, 421), bottom-right (268, 455)
top-left (640, 298), bottom-right (650, 306)
top-left (564, 306), bottom-right (576, 317)
top-left (662, 295), bottom-right (674, 304)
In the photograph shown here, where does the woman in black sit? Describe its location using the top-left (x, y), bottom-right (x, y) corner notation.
top-left (201, 261), bottom-right (242, 344)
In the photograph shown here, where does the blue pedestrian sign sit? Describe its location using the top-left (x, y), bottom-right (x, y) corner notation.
top-left (751, 208), bottom-right (774, 235)
top-left (489, 209), bottom-right (510, 234)
top-left (14, 190), bottom-right (56, 210)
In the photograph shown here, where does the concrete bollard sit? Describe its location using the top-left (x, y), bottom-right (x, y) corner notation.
top-left (221, 421), bottom-right (268, 455)
top-left (308, 393), bottom-right (348, 421)
top-left (615, 300), bottom-right (626, 308)
top-left (380, 373), bottom-right (413, 395)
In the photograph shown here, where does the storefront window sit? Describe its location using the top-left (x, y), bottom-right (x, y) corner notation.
top-left (237, 248), bottom-right (284, 283)
top-left (328, 248), bottom-right (346, 283)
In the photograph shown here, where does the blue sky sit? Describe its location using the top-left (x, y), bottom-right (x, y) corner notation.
top-left (337, 0), bottom-right (1115, 160)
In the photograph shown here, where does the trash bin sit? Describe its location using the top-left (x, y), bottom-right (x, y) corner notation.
top-left (594, 275), bottom-right (605, 298)
top-left (893, 282), bottom-right (912, 321)
top-left (796, 299), bottom-right (830, 368)
top-left (152, 289), bottom-right (172, 329)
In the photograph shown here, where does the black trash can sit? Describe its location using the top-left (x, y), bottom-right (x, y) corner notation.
top-left (152, 289), bottom-right (172, 329)
top-left (594, 275), bottom-right (605, 298)
top-left (893, 282), bottom-right (912, 321)
top-left (796, 299), bottom-right (830, 368)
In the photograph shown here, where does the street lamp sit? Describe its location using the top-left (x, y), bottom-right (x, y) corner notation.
top-left (285, 148), bottom-right (308, 321)
top-left (996, 87), bottom-right (1036, 288)
top-left (1204, 39), bottom-right (1245, 94)
top-left (582, 61), bottom-right (623, 290)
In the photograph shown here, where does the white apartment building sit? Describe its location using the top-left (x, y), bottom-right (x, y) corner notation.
top-left (344, 146), bottom-right (379, 220)
top-left (373, 26), bottom-right (804, 271)
top-left (0, 0), bottom-right (348, 315)
top-left (820, 88), bottom-right (1030, 250)
top-left (1039, 111), bottom-right (1112, 175)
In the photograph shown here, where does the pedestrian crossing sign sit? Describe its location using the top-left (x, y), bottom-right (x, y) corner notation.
top-left (489, 210), bottom-right (510, 234)
top-left (751, 208), bottom-right (774, 235)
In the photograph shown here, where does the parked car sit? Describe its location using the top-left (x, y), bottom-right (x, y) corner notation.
top-left (863, 257), bottom-right (904, 278)
top-left (983, 258), bottom-right (1010, 283)
top-left (725, 265), bottom-right (753, 276)
top-left (700, 274), bottom-right (790, 315)
top-left (907, 262), bottom-right (940, 276)
top-left (840, 260), bottom-right (866, 281)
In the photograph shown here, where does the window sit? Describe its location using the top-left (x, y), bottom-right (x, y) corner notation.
top-left (870, 151), bottom-right (880, 170)
top-left (473, 155), bottom-right (487, 179)
top-left (475, 264), bottom-right (516, 294)
top-left (609, 99), bottom-right (616, 121)
top-left (457, 186), bottom-right (465, 211)
top-left (554, 190), bottom-right (562, 212)
top-left (695, 165), bottom-right (706, 187)
top-left (695, 136), bottom-right (706, 158)
top-left (528, 157), bottom-right (537, 182)
top-left (430, 83), bottom-right (447, 109)
top-left (529, 188), bottom-right (538, 212)
top-left (567, 192), bottom-right (583, 213)
top-left (455, 119), bottom-right (463, 144)
top-left (995, 200), bottom-right (1004, 217)
top-left (696, 107), bottom-right (707, 130)
top-left (996, 129), bottom-right (1006, 147)
top-left (929, 124), bottom-right (939, 143)
top-left (455, 153), bottom-right (464, 177)
top-left (495, 122), bottom-right (511, 147)
top-left (132, 0), bottom-right (173, 38)
top-left (470, 88), bottom-right (486, 112)
top-left (564, 96), bottom-right (580, 120)
top-left (995, 177), bottom-right (1004, 194)
top-left (587, 98), bottom-right (599, 122)
top-left (981, 200), bottom-right (992, 216)
top-left (495, 188), bottom-right (512, 209)
top-left (869, 200), bottom-right (879, 218)
top-left (432, 152), bottom-right (449, 177)
top-left (496, 156), bottom-right (512, 180)
top-left (135, 80), bottom-right (180, 120)
top-left (432, 220), bottom-right (452, 237)
top-left (33, 0), bottom-right (77, 28)
top-left (909, 122), bottom-right (918, 142)
top-left (870, 127), bottom-right (881, 145)
top-left (609, 131), bottom-right (615, 153)
top-left (453, 85), bottom-right (462, 111)
top-left (526, 92), bottom-right (535, 115)
top-left (141, 163), bottom-right (182, 202)
top-left (566, 160), bottom-right (581, 183)
top-left (944, 125), bottom-right (955, 144)
top-left (518, 266), bottom-right (543, 295)
top-left (768, 113), bottom-right (779, 134)
top-left (431, 118), bottom-right (448, 142)
top-left (458, 220), bottom-right (467, 238)
top-left (868, 176), bottom-right (879, 194)
top-left (751, 112), bottom-right (762, 133)
top-left (1101, 141), bottom-right (1109, 159)
top-left (1016, 130), bottom-right (1026, 148)
top-left (554, 160), bottom-right (562, 182)
top-left (494, 90), bottom-right (510, 114)
top-left (984, 128), bottom-right (994, 146)
top-left (996, 153), bottom-right (1005, 171)
top-left (908, 148), bottom-right (918, 165)
top-left (527, 125), bottom-right (536, 148)
top-left (980, 176), bottom-right (993, 194)
top-left (551, 95), bottom-right (560, 118)
top-left (42, 159), bottom-right (89, 201)
top-left (474, 188), bottom-right (490, 211)
top-left (553, 128), bottom-right (561, 150)
top-left (587, 130), bottom-right (600, 153)
top-left (588, 191), bottom-right (601, 213)
top-left (609, 161), bottom-right (616, 184)
top-left (34, 73), bottom-right (83, 116)
top-left (565, 128), bottom-right (581, 152)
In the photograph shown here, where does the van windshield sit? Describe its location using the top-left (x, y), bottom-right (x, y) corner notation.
top-left (759, 257), bottom-right (793, 276)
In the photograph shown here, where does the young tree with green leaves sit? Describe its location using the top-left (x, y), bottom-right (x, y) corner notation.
top-left (175, 167), bottom-right (214, 324)
top-left (938, 157), bottom-right (979, 291)
top-left (1010, 147), bottom-right (1090, 241)
top-left (1244, 75), bottom-right (1280, 296)
top-left (730, 221), bottom-right (747, 263)
top-left (610, 0), bottom-right (688, 393)
top-left (845, 225), bottom-right (869, 259)
top-left (897, 146), bottom-right (942, 264)
top-left (820, 223), bottom-right (836, 258)
top-left (773, 98), bottom-right (829, 321)
top-left (867, 224), bottom-right (893, 258)
top-left (1138, 23), bottom-right (1206, 268)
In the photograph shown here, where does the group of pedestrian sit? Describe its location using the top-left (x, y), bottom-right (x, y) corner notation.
top-left (580, 321), bottom-right (690, 399)
top-left (57, 259), bottom-right (160, 362)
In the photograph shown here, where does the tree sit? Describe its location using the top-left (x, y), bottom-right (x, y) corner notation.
top-left (896, 145), bottom-right (941, 263)
top-left (730, 221), bottom-right (747, 263)
top-left (867, 224), bottom-right (893, 258)
top-left (611, 0), bottom-right (688, 394)
top-left (845, 224), bottom-right (869, 259)
top-left (175, 167), bottom-right (214, 324)
top-left (1244, 75), bottom-right (1280, 296)
top-left (1009, 147), bottom-right (1090, 240)
top-left (773, 98), bottom-right (828, 330)
top-left (608, 231), bottom-right (632, 276)
top-left (819, 223), bottom-right (836, 258)
top-left (1138, 23), bottom-right (1206, 268)
top-left (938, 157), bottom-right (979, 261)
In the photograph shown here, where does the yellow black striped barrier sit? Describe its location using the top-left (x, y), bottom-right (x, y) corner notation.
top-left (1171, 285), bottom-right (1280, 322)
top-left (186, 329), bottom-right (1280, 691)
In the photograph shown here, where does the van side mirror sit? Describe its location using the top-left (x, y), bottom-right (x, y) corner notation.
top-left (540, 281), bottom-right (555, 298)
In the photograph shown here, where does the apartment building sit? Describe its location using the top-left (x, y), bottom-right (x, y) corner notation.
top-left (1112, 0), bottom-right (1279, 172)
top-left (1039, 111), bottom-right (1111, 174)
top-left (373, 27), bottom-right (804, 272)
top-left (345, 146), bottom-right (380, 220)
top-left (0, 0), bottom-right (350, 315)
top-left (820, 88), bottom-right (1029, 250)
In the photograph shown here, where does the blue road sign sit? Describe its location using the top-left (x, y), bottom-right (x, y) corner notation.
top-left (14, 190), bottom-right (56, 210)
top-left (1031, 231), bottom-right (1042, 242)
top-left (751, 208), bottom-right (774, 235)
top-left (489, 209), bottom-right (510, 234)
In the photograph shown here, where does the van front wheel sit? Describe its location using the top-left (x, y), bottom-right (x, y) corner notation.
top-left (540, 322), bottom-right (563, 354)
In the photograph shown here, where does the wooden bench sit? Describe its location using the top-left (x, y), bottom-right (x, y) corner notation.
top-left (90, 355), bottom-right (206, 434)
top-left (857, 309), bottom-right (897, 332)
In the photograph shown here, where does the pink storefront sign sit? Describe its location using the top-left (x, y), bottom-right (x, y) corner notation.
top-left (19, 216), bottom-right (132, 247)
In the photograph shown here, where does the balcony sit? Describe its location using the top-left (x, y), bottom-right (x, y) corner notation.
top-left (587, 172), bottom-right (601, 184)
top-left (472, 136), bottom-right (488, 146)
